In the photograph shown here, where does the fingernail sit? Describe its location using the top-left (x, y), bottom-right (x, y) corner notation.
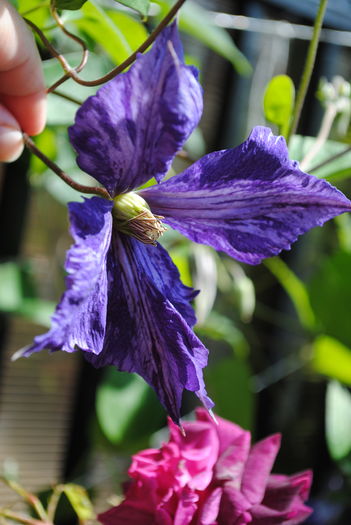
top-left (0, 126), bottom-right (24, 162)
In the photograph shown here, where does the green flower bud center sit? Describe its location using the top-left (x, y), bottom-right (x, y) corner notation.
top-left (112, 192), bottom-right (166, 245)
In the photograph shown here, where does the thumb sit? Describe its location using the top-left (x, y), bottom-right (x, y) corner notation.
top-left (0, 103), bottom-right (24, 162)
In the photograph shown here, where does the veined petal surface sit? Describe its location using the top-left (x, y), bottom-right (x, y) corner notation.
top-left (22, 197), bottom-right (113, 356)
top-left (69, 23), bottom-right (203, 196)
top-left (241, 434), bottom-right (281, 506)
top-left (85, 233), bottom-right (213, 424)
top-left (141, 127), bottom-right (351, 264)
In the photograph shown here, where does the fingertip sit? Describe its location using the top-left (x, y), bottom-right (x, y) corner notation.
top-left (0, 103), bottom-right (24, 162)
top-left (0, 127), bottom-right (24, 162)
top-left (1, 90), bottom-right (47, 136)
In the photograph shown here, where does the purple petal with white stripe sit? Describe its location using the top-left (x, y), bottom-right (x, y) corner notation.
top-left (21, 197), bottom-right (113, 357)
top-left (141, 126), bottom-right (351, 264)
top-left (68, 22), bottom-right (203, 197)
top-left (85, 233), bottom-right (213, 424)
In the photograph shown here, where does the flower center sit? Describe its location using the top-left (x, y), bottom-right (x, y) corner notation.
top-left (112, 192), bottom-right (167, 245)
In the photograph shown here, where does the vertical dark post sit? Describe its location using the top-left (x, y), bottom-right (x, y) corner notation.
top-left (0, 151), bottom-right (30, 383)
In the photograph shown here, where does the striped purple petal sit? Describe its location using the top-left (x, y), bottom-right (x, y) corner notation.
top-left (85, 233), bottom-right (213, 424)
top-left (21, 197), bottom-right (113, 357)
top-left (69, 22), bottom-right (202, 197)
top-left (141, 126), bottom-right (351, 264)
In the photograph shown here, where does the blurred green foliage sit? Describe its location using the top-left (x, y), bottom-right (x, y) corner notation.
top-left (263, 74), bottom-right (295, 138)
top-left (326, 381), bottom-right (351, 461)
top-left (96, 369), bottom-right (164, 448)
top-left (55, 0), bottom-right (88, 11)
top-left (312, 336), bottom-right (351, 385)
top-left (114, 0), bottom-right (150, 17)
top-left (309, 251), bottom-right (351, 348)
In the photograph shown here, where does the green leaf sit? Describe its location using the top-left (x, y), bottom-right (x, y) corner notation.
top-left (54, 0), bottom-right (87, 10)
top-left (185, 127), bottom-right (206, 158)
top-left (106, 10), bottom-right (148, 49)
top-left (31, 129), bottom-right (98, 204)
top-left (155, 0), bottom-right (251, 75)
top-left (96, 368), bottom-right (164, 446)
top-left (115, 0), bottom-right (150, 17)
top-left (196, 311), bottom-right (249, 359)
top-left (204, 355), bottom-right (254, 430)
top-left (31, 128), bottom-right (57, 174)
top-left (265, 257), bottom-right (316, 330)
top-left (0, 262), bottom-right (55, 326)
top-left (309, 251), bottom-right (351, 348)
top-left (0, 263), bottom-right (22, 312)
top-left (62, 484), bottom-right (95, 521)
top-left (73, 0), bottom-right (133, 64)
top-left (169, 247), bottom-right (192, 288)
top-left (289, 135), bottom-right (351, 181)
top-left (326, 381), bottom-right (351, 461)
top-left (18, 298), bottom-right (55, 327)
top-left (263, 75), bottom-right (295, 137)
top-left (18, 0), bottom-right (50, 30)
top-left (312, 335), bottom-right (351, 385)
top-left (43, 52), bottom-right (112, 126)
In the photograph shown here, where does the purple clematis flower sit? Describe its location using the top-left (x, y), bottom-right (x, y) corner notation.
top-left (21, 23), bottom-right (351, 423)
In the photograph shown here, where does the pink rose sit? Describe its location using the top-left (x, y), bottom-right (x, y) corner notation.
top-left (99, 409), bottom-right (313, 525)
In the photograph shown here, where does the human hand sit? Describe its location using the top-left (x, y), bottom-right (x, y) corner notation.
top-left (0, 0), bottom-right (46, 162)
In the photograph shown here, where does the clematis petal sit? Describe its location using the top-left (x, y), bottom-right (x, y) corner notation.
top-left (85, 233), bottom-right (213, 424)
top-left (141, 126), bottom-right (351, 264)
top-left (20, 197), bottom-right (113, 357)
top-left (69, 22), bottom-right (202, 197)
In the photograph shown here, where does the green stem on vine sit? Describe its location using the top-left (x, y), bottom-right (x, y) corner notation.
top-left (51, 89), bottom-right (83, 105)
top-left (46, 486), bottom-right (64, 523)
top-left (287, 0), bottom-right (329, 143)
top-left (0, 478), bottom-right (48, 523)
top-left (0, 509), bottom-right (50, 525)
top-left (23, 134), bottom-right (112, 200)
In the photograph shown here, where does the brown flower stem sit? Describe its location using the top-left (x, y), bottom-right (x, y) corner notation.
top-left (176, 150), bottom-right (194, 162)
top-left (47, 0), bottom-right (188, 91)
top-left (48, 72), bottom-right (71, 92)
top-left (24, 17), bottom-right (87, 92)
top-left (23, 134), bottom-right (111, 200)
top-left (24, 17), bottom-right (73, 73)
top-left (49, 0), bottom-right (89, 75)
